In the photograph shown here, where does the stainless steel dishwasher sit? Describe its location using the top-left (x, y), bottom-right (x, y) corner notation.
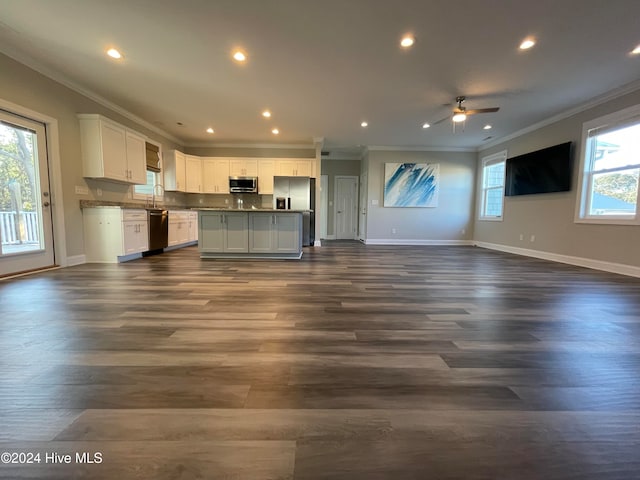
top-left (146, 209), bottom-right (169, 253)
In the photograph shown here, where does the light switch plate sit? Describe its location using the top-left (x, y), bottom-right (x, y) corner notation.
top-left (372, 199), bottom-right (379, 205)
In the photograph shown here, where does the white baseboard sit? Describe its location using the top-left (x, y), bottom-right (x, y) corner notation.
top-left (474, 241), bottom-right (640, 278)
top-left (65, 254), bottom-right (86, 266)
top-left (365, 239), bottom-right (474, 246)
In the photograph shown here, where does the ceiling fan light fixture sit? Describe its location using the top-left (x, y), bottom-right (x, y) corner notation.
top-left (519, 37), bottom-right (536, 50)
top-left (631, 44), bottom-right (640, 55)
top-left (452, 113), bottom-right (467, 123)
top-left (400, 35), bottom-right (415, 48)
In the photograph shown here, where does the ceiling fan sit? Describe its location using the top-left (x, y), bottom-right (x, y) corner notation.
top-left (433, 96), bottom-right (500, 126)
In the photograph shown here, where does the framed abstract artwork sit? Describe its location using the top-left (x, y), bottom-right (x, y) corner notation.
top-left (383, 163), bottom-right (439, 207)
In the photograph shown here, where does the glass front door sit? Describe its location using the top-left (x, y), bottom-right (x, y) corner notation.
top-left (0, 110), bottom-right (55, 276)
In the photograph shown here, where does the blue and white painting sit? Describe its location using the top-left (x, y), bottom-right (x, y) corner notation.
top-left (384, 163), bottom-right (439, 207)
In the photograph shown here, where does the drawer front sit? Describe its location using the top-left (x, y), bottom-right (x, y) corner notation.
top-left (122, 209), bottom-right (147, 222)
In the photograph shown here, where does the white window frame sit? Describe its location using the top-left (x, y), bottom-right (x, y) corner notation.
top-left (478, 150), bottom-right (507, 221)
top-left (575, 104), bottom-right (640, 225)
top-left (133, 139), bottom-right (164, 202)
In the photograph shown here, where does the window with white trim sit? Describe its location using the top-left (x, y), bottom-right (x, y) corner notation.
top-left (576, 104), bottom-right (640, 224)
top-left (479, 151), bottom-right (507, 220)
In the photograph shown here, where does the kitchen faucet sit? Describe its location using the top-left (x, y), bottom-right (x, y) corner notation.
top-left (151, 184), bottom-right (164, 208)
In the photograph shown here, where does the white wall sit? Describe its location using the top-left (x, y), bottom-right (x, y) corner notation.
top-left (475, 88), bottom-right (640, 270)
top-left (364, 149), bottom-right (476, 243)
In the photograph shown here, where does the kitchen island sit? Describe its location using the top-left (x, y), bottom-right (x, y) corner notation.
top-left (196, 208), bottom-right (305, 259)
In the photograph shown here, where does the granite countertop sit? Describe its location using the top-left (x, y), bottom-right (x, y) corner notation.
top-left (80, 201), bottom-right (311, 213)
top-left (194, 207), bottom-right (312, 213)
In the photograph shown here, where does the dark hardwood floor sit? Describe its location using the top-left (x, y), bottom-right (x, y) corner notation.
top-left (1, 241), bottom-right (640, 479)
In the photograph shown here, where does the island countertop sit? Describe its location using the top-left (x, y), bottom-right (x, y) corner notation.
top-left (193, 207), bottom-right (312, 213)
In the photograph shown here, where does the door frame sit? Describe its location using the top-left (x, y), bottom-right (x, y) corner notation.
top-left (0, 97), bottom-right (67, 269)
top-left (334, 175), bottom-right (359, 240)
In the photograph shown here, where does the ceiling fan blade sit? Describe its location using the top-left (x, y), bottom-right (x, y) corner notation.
top-left (431, 115), bottom-right (451, 125)
top-left (465, 107), bottom-right (500, 115)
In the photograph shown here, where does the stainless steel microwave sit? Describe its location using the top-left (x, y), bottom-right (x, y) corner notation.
top-left (229, 176), bottom-right (258, 193)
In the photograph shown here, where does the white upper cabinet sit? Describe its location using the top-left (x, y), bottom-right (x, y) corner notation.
top-left (203, 158), bottom-right (230, 193)
top-left (125, 131), bottom-right (147, 184)
top-left (258, 160), bottom-right (275, 194)
top-left (184, 155), bottom-right (203, 193)
top-left (163, 150), bottom-right (186, 191)
top-left (276, 159), bottom-right (312, 177)
top-left (78, 114), bottom-right (147, 184)
top-left (229, 158), bottom-right (258, 177)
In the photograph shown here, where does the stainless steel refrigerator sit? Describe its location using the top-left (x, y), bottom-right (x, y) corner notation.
top-left (273, 176), bottom-right (315, 246)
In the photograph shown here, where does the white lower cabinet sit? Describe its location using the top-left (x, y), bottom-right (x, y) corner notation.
top-left (188, 211), bottom-right (198, 242)
top-left (168, 211), bottom-right (189, 247)
top-left (83, 208), bottom-right (148, 263)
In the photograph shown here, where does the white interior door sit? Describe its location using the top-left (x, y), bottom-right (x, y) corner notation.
top-left (358, 172), bottom-right (367, 241)
top-left (320, 174), bottom-right (328, 239)
top-left (335, 176), bottom-right (358, 240)
top-left (0, 110), bottom-right (55, 276)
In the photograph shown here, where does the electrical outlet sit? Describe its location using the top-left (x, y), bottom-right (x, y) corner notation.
top-left (530, 235), bottom-right (536, 242)
top-left (199, 198), bottom-right (204, 204)
top-left (519, 234), bottom-right (524, 241)
top-left (392, 228), bottom-right (397, 234)
top-left (461, 228), bottom-right (466, 235)
top-left (75, 185), bottom-right (89, 195)
top-left (371, 199), bottom-right (379, 206)
top-left (96, 188), bottom-right (102, 197)
top-left (224, 198), bottom-right (229, 204)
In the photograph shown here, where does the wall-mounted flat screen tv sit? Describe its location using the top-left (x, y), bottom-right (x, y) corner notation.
top-left (505, 141), bottom-right (573, 196)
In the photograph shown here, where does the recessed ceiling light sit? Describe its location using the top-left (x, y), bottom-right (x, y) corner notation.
top-left (361, 121), bottom-right (368, 127)
top-left (272, 128), bottom-right (279, 135)
top-left (106, 48), bottom-right (122, 59)
top-left (400, 35), bottom-right (415, 48)
top-left (422, 123), bottom-right (430, 129)
top-left (206, 127), bottom-right (214, 134)
top-left (631, 44), bottom-right (640, 55)
top-left (483, 125), bottom-right (492, 130)
top-left (519, 37), bottom-right (536, 50)
top-left (232, 50), bottom-right (247, 62)
top-left (262, 110), bottom-right (271, 118)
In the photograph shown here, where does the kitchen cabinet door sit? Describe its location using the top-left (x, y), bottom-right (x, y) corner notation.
top-left (185, 155), bottom-right (202, 193)
top-left (199, 212), bottom-right (225, 252)
top-left (277, 159), bottom-right (311, 177)
top-left (123, 220), bottom-right (148, 254)
top-left (202, 158), bottom-right (230, 193)
top-left (79, 114), bottom-right (148, 184)
top-left (248, 213), bottom-right (274, 253)
top-left (229, 158), bottom-right (258, 177)
top-left (223, 213), bottom-right (249, 252)
top-left (272, 213), bottom-right (301, 253)
top-left (258, 160), bottom-right (275, 194)
top-left (164, 150), bottom-right (186, 191)
top-left (188, 212), bottom-right (198, 242)
top-left (125, 130), bottom-right (147, 184)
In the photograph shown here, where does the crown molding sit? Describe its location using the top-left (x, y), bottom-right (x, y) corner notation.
top-left (0, 45), bottom-right (184, 145)
top-left (478, 79), bottom-right (640, 152)
top-left (184, 142), bottom-right (315, 149)
top-left (368, 145), bottom-right (475, 153)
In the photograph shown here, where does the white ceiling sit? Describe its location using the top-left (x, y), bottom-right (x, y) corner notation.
top-left (1, 0), bottom-right (639, 153)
